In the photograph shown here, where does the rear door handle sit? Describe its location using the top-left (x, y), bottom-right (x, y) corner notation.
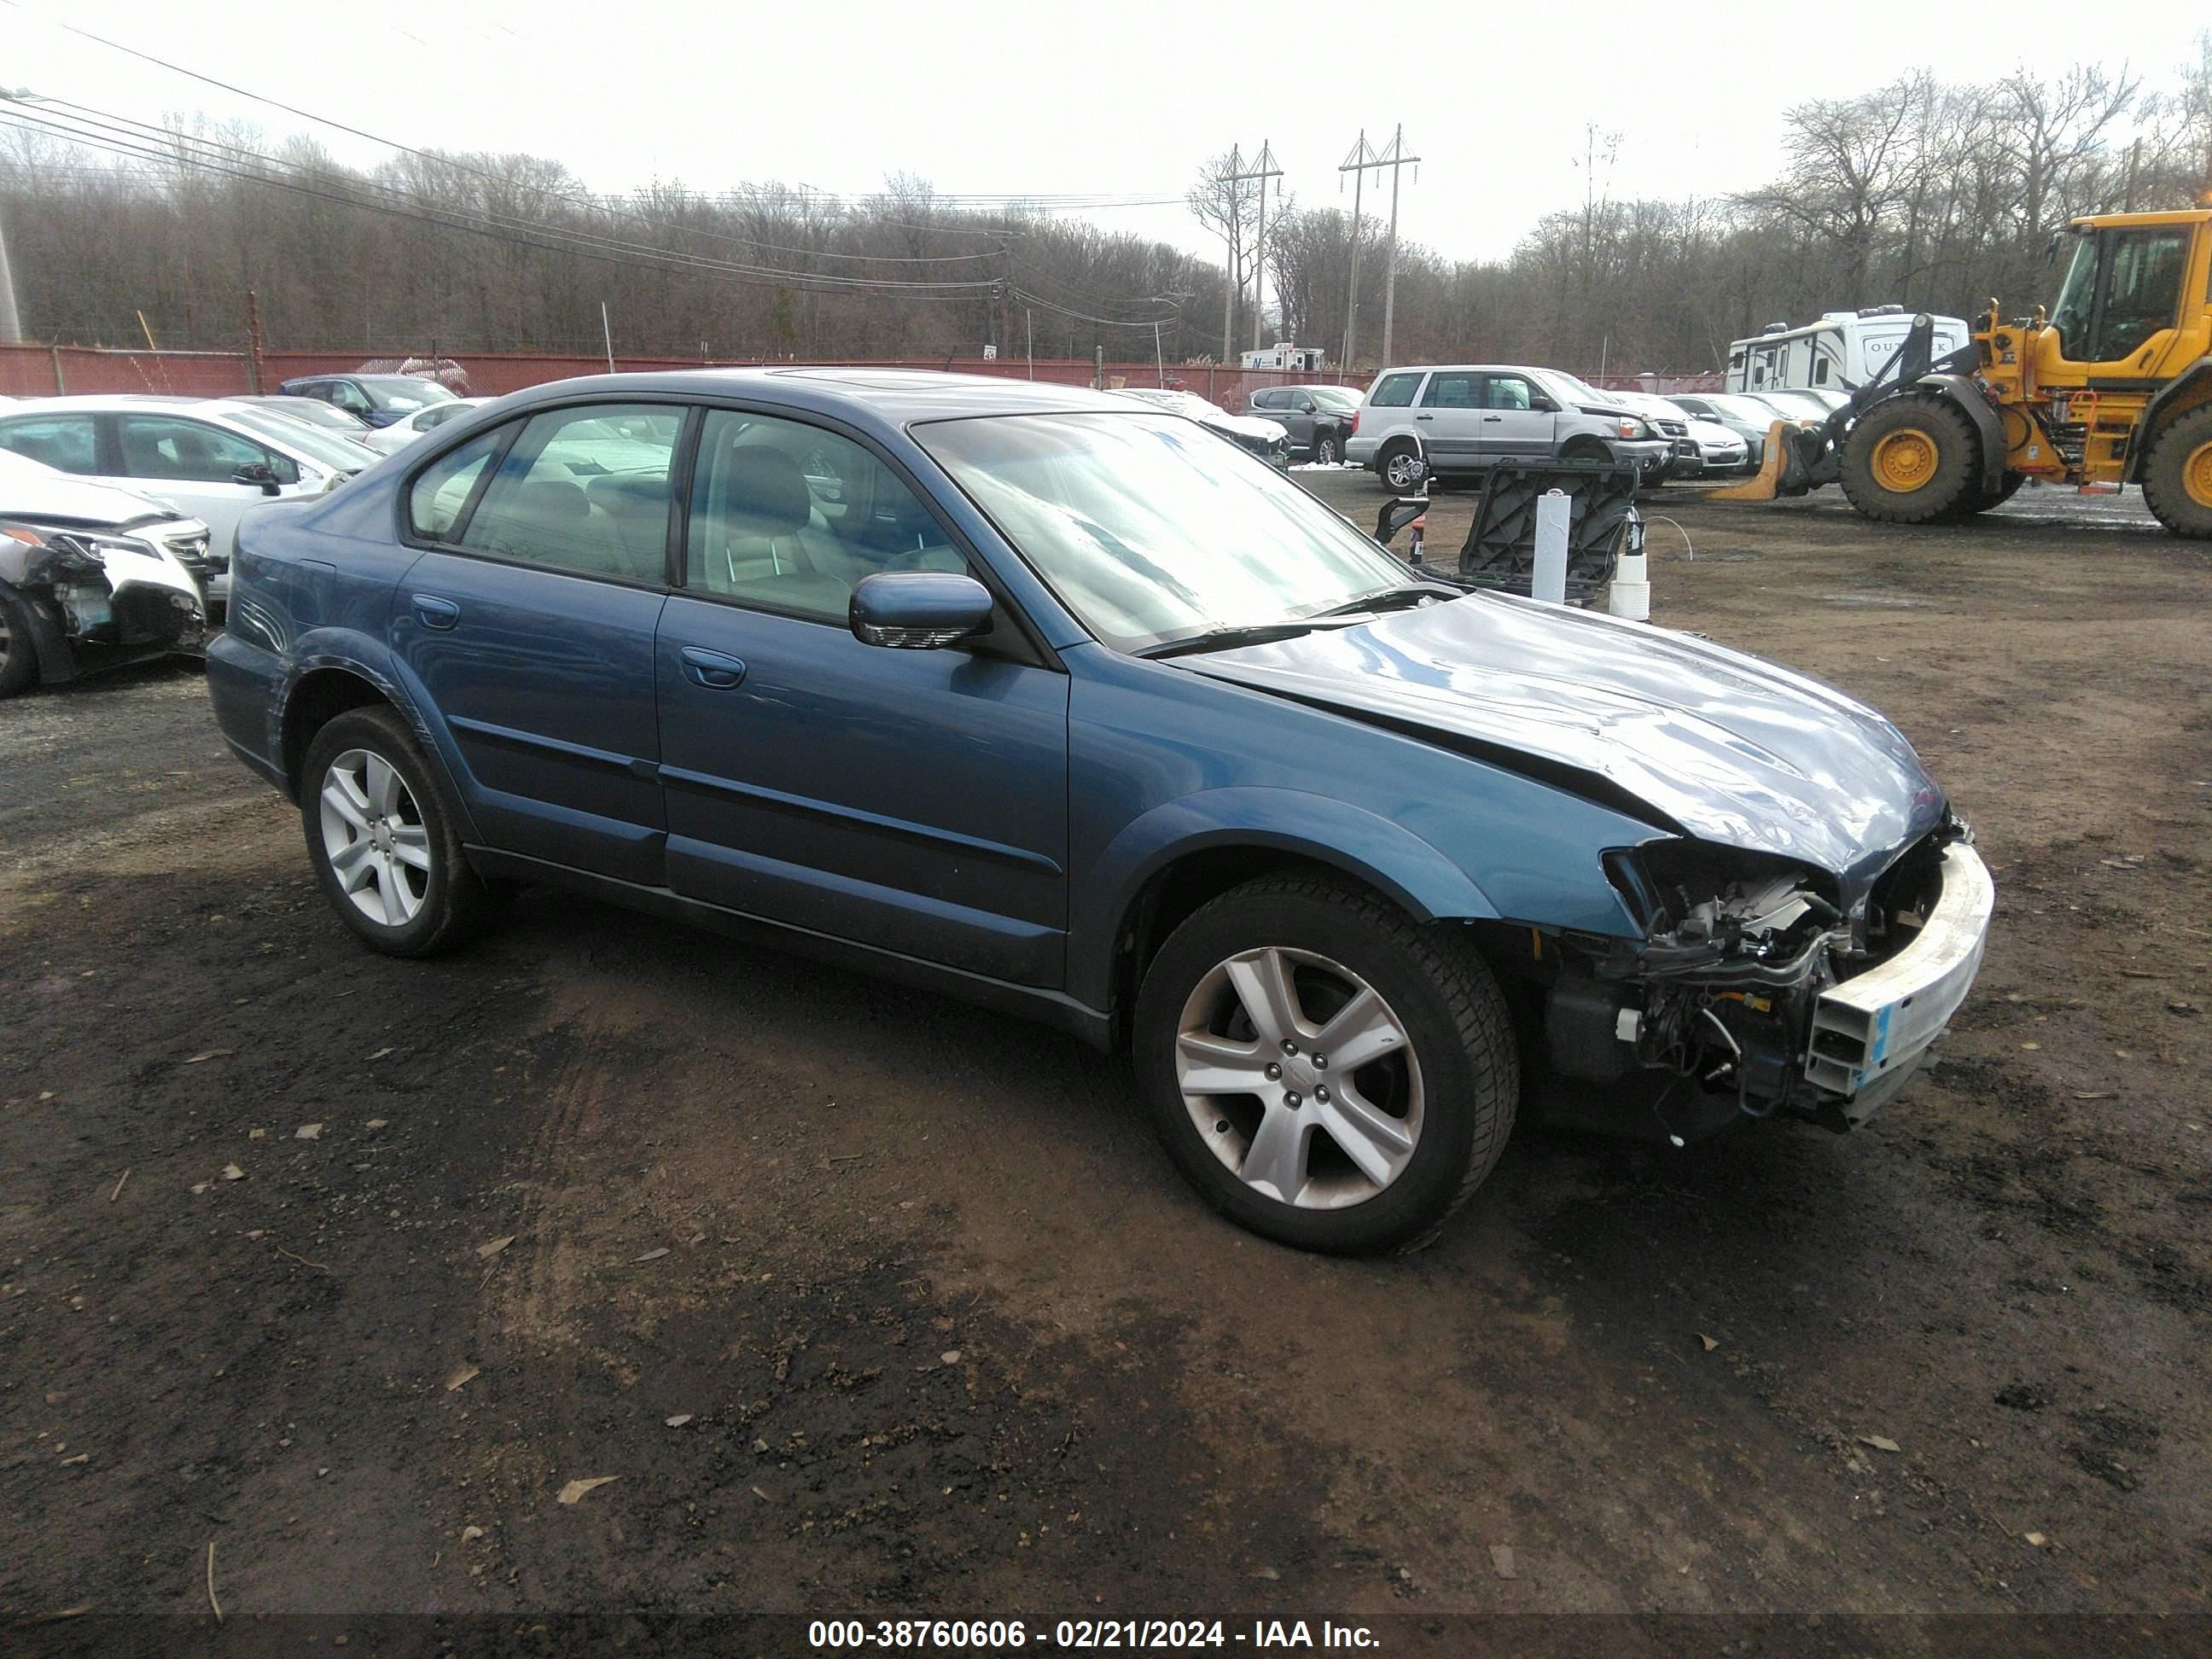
top-left (411, 594), bottom-right (460, 631)
top-left (1481, 415), bottom-right (1504, 422)
top-left (679, 646), bottom-right (747, 690)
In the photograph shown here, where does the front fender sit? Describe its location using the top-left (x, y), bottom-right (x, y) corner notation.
top-left (1066, 787), bottom-right (1500, 1012)
top-left (1914, 374), bottom-right (2008, 491)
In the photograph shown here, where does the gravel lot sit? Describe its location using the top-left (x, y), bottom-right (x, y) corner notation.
top-left (2, 473), bottom-right (2208, 1641)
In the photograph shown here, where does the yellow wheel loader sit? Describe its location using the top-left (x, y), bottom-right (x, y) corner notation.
top-left (1712, 206), bottom-right (2212, 539)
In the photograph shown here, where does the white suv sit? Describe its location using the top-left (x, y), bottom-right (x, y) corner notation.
top-left (1346, 365), bottom-right (1671, 490)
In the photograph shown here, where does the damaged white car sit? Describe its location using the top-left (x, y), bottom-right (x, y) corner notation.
top-left (0, 450), bottom-right (217, 699)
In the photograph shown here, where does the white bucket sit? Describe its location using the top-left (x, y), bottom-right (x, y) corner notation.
top-left (1608, 579), bottom-right (1650, 621)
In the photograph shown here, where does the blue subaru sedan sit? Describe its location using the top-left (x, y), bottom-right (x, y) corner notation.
top-left (207, 369), bottom-right (1993, 1254)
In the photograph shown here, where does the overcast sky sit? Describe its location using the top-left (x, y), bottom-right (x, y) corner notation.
top-left (3, 0), bottom-right (2199, 268)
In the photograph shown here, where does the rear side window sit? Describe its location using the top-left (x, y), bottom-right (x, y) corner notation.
top-left (0, 413), bottom-right (99, 474)
top-left (1367, 371), bottom-right (1423, 408)
top-left (458, 404), bottom-right (681, 582)
top-left (409, 426), bottom-right (509, 542)
top-left (1420, 373), bottom-right (1480, 409)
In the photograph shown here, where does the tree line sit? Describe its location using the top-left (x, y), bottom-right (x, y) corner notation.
top-left (3, 39), bottom-right (2209, 375)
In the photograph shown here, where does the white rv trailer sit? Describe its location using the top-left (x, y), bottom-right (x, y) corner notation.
top-left (1726, 307), bottom-right (1970, 395)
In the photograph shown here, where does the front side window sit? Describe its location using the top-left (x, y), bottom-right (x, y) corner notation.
top-left (0, 413), bottom-right (99, 474)
top-left (457, 404), bottom-right (680, 581)
top-left (688, 409), bottom-right (963, 621)
top-left (1483, 375), bottom-right (1534, 411)
top-left (327, 382), bottom-right (372, 416)
top-left (117, 416), bottom-right (288, 485)
top-left (2093, 230), bottom-right (2188, 361)
top-left (1366, 371), bottom-right (1423, 408)
top-left (918, 411), bottom-right (1414, 655)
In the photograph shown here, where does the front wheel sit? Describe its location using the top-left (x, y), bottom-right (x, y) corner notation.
top-left (1313, 431), bottom-right (1342, 466)
top-left (1838, 396), bottom-right (1979, 523)
top-left (2140, 406), bottom-right (2212, 540)
top-left (1133, 876), bottom-right (1518, 1254)
top-left (0, 590), bottom-right (38, 698)
top-left (300, 706), bottom-right (502, 957)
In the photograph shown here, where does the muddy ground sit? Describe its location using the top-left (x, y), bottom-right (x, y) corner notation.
top-left (1, 474), bottom-right (2208, 1647)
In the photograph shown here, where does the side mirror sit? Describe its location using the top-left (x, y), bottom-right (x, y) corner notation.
top-left (1296, 398), bottom-right (1317, 412)
top-left (849, 571), bottom-right (992, 649)
top-left (232, 462), bottom-right (282, 496)
top-left (1529, 395), bottom-right (1559, 412)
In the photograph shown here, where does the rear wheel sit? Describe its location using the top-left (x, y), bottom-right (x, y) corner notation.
top-left (1313, 430), bottom-right (1342, 466)
top-left (0, 590), bottom-right (37, 698)
top-left (1379, 442), bottom-right (1421, 492)
top-left (300, 707), bottom-right (502, 957)
top-left (1133, 875), bottom-right (1517, 1254)
top-left (1839, 396), bottom-right (1979, 524)
top-left (2140, 406), bottom-right (2212, 541)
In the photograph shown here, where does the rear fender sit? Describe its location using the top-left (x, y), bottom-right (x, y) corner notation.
top-left (2128, 357), bottom-right (2212, 481)
top-left (277, 628), bottom-right (483, 841)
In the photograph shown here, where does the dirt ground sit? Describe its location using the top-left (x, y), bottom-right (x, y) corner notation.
top-left (2, 472), bottom-right (2209, 1647)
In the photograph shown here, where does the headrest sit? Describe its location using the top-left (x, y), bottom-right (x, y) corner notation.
top-left (718, 445), bottom-right (812, 531)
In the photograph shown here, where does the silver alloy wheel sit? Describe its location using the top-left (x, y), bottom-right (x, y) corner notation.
top-left (317, 747), bottom-right (431, 927)
top-left (1382, 450), bottom-right (1417, 489)
top-left (1174, 946), bottom-right (1423, 1210)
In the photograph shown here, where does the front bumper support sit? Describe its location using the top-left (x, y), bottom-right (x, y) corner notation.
top-left (1805, 841), bottom-right (1994, 1123)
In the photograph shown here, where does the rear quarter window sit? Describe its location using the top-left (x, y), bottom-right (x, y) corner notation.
top-left (1366, 372), bottom-right (1423, 408)
top-left (408, 426), bottom-right (510, 542)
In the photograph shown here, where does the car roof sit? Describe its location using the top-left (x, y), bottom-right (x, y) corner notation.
top-left (489, 367), bottom-right (1147, 429)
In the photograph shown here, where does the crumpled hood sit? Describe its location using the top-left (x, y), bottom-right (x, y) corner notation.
top-left (1208, 411), bottom-right (1289, 445)
top-left (1183, 592), bottom-right (1947, 885)
top-left (0, 457), bottom-right (181, 530)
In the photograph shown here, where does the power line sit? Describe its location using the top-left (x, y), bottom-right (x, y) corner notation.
top-left (0, 104), bottom-right (998, 300)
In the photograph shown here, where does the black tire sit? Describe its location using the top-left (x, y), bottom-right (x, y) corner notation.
top-left (1378, 441), bottom-right (1421, 492)
top-left (1938, 469), bottom-right (2027, 522)
top-left (2139, 405), bottom-right (2212, 541)
top-left (0, 589), bottom-right (38, 698)
top-left (1313, 430), bottom-right (1342, 466)
top-left (1838, 395), bottom-right (1980, 524)
top-left (1132, 875), bottom-right (1518, 1255)
top-left (300, 705), bottom-right (501, 957)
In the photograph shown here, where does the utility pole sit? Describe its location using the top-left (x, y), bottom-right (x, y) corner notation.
top-left (1342, 127), bottom-right (1419, 371)
top-left (1215, 145), bottom-right (1282, 364)
top-left (1245, 141), bottom-right (1282, 355)
top-left (1341, 131), bottom-right (1369, 370)
top-left (0, 207), bottom-right (20, 345)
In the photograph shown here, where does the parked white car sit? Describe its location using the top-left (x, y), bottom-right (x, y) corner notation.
top-left (357, 396), bottom-right (494, 457)
top-left (0, 447), bottom-right (214, 696)
top-left (0, 397), bottom-right (375, 579)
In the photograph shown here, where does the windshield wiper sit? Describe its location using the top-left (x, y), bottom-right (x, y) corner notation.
top-left (1315, 584), bottom-right (1451, 619)
top-left (1137, 620), bottom-right (1352, 660)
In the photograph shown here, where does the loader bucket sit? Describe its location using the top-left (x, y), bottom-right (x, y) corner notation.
top-left (1706, 422), bottom-right (1804, 500)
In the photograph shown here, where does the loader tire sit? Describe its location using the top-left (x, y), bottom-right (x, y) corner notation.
top-left (1940, 469), bottom-right (2027, 521)
top-left (1839, 396), bottom-right (1979, 525)
top-left (2140, 406), bottom-right (2212, 541)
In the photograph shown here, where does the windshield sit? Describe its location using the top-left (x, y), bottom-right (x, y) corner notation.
top-left (1753, 391), bottom-right (1828, 419)
top-left (361, 376), bottom-right (459, 412)
top-left (2047, 233), bottom-right (2099, 350)
top-left (917, 411), bottom-right (1417, 654)
top-left (1116, 388), bottom-right (1222, 421)
top-left (1309, 387), bottom-right (1361, 411)
top-left (1544, 370), bottom-right (1616, 408)
top-left (1705, 394), bottom-right (1780, 423)
top-left (222, 407), bottom-right (379, 471)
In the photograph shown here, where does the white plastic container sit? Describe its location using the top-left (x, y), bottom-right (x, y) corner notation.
top-left (1531, 490), bottom-right (1571, 605)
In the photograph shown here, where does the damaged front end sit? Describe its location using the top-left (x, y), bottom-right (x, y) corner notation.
top-left (1538, 820), bottom-right (1994, 1138)
top-left (0, 521), bottom-right (209, 688)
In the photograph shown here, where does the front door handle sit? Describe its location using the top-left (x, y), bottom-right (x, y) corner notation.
top-left (411, 594), bottom-right (460, 631)
top-left (1481, 415), bottom-right (1504, 422)
top-left (679, 646), bottom-right (747, 690)
top-left (1414, 413), bottom-right (1435, 421)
